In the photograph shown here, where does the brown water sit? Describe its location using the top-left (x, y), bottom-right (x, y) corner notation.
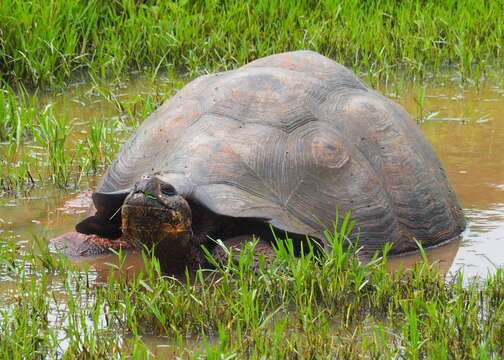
top-left (1, 76), bottom-right (503, 282)
top-left (386, 81), bottom-right (504, 277)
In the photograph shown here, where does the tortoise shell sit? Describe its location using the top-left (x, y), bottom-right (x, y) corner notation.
top-left (97, 51), bottom-right (465, 253)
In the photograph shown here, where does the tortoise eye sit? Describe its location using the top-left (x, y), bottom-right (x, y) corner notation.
top-left (160, 183), bottom-right (176, 196)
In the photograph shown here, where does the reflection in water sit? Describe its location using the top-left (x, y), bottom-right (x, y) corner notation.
top-left (384, 81), bottom-right (504, 278)
top-left (70, 250), bottom-right (145, 283)
top-left (453, 206), bottom-right (504, 278)
top-left (0, 77), bottom-right (503, 281)
top-left (387, 236), bottom-right (461, 276)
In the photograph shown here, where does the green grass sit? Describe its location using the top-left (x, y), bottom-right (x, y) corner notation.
top-left (1, 2), bottom-right (503, 356)
top-left (0, 68), bottom-right (190, 192)
top-left (0, 222), bottom-right (503, 358)
top-left (1, 0), bottom-right (503, 191)
top-left (1, 0), bottom-right (503, 88)
top-left (0, 80), bottom-right (171, 192)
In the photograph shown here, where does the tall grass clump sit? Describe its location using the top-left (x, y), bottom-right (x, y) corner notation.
top-left (0, 81), bottom-right (167, 191)
top-left (1, 0), bottom-right (503, 88)
top-left (0, 86), bottom-right (36, 144)
top-left (1, 219), bottom-right (504, 357)
top-left (32, 106), bottom-right (72, 186)
top-left (99, 235), bottom-right (504, 358)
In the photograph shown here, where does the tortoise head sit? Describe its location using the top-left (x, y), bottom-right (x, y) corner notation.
top-left (75, 176), bottom-right (193, 252)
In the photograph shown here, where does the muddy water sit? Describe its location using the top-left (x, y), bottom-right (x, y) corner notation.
top-left (1, 77), bottom-right (503, 281)
top-left (387, 81), bottom-right (504, 277)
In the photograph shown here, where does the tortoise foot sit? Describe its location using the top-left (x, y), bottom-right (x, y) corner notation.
top-left (211, 235), bottom-right (275, 271)
top-left (51, 231), bottom-right (133, 257)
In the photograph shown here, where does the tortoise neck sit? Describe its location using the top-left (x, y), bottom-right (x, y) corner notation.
top-left (154, 238), bottom-right (203, 274)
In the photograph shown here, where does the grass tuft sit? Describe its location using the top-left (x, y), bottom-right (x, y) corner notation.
top-left (2, 225), bottom-right (502, 358)
top-left (1, 0), bottom-right (503, 88)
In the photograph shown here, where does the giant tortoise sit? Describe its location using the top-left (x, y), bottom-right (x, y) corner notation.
top-left (65, 51), bottom-right (465, 272)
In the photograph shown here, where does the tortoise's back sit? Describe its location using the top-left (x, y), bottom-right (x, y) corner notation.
top-left (97, 51), bottom-right (465, 253)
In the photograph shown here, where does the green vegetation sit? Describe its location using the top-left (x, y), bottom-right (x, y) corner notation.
top-left (1, 0), bottom-right (503, 191)
top-left (1, 1), bottom-right (504, 358)
top-left (0, 80), bottom-right (172, 192)
top-left (1, 223), bottom-right (503, 358)
top-left (1, 0), bottom-right (503, 88)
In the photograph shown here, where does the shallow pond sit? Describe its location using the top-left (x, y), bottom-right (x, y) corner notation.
top-left (1, 75), bottom-right (503, 282)
top-left (388, 80), bottom-right (504, 278)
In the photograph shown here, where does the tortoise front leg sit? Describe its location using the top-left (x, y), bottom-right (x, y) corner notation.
top-left (51, 232), bottom-right (133, 257)
top-left (211, 235), bottom-right (275, 271)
